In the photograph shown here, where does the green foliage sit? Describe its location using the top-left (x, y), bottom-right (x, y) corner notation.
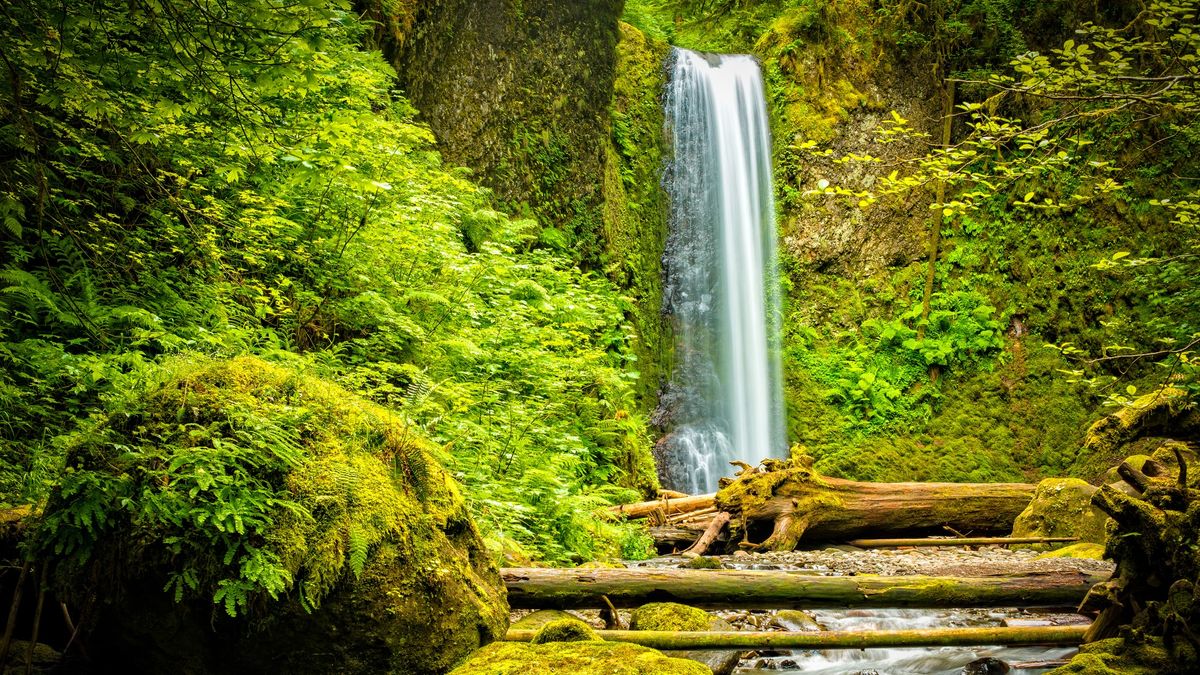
top-left (1, 0), bottom-right (655, 568)
top-left (792, 289), bottom-right (1003, 431)
top-left (802, 0), bottom-right (1200, 453)
top-left (37, 357), bottom-right (442, 616)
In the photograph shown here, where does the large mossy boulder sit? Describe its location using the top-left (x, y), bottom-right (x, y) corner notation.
top-left (1012, 478), bottom-right (1111, 546)
top-left (38, 356), bottom-right (507, 674)
top-left (1048, 637), bottom-right (1175, 674)
top-left (451, 629), bottom-right (709, 675)
top-left (630, 602), bottom-right (742, 675)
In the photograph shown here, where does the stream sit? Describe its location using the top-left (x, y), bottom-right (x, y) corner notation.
top-left (619, 548), bottom-right (1110, 674)
top-left (735, 608), bottom-right (1079, 674)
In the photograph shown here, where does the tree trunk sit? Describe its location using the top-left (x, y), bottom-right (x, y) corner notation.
top-left (682, 512), bottom-right (729, 556)
top-left (501, 568), bottom-right (1105, 610)
top-left (505, 625), bottom-right (1089, 649)
top-left (716, 462), bottom-right (1036, 551)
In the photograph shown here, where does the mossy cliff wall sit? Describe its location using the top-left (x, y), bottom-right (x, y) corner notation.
top-left (383, 0), bottom-right (621, 259)
top-left (603, 22), bottom-right (673, 405)
top-left (367, 2), bottom-right (673, 410)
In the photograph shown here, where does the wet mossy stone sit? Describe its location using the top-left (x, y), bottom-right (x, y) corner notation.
top-left (1034, 542), bottom-right (1107, 560)
top-left (512, 609), bottom-right (582, 630)
top-left (449, 641), bottom-right (712, 675)
top-left (531, 618), bottom-right (599, 644)
top-left (44, 356), bottom-right (507, 675)
top-left (1047, 637), bottom-right (1175, 674)
top-left (630, 602), bottom-right (711, 631)
top-left (1011, 478), bottom-right (1111, 547)
top-left (774, 609), bottom-right (822, 631)
top-left (631, 603), bottom-right (741, 675)
top-left (683, 555), bottom-right (725, 569)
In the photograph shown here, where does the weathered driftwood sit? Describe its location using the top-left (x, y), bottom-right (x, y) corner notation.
top-left (650, 524), bottom-right (715, 549)
top-left (501, 567), bottom-right (1105, 610)
top-left (612, 494), bottom-right (715, 519)
top-left (681, 512), bottom-right (729, 556)
top-left (504, 625), bottom-right (1089, 649)
top-left (847, 536), bottom-right (1078, 548)
top-left (715, 461), bottom-right (1037, 551)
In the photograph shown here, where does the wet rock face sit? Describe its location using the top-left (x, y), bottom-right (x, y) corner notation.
top-left (385, 0), bottom-right (622, 258)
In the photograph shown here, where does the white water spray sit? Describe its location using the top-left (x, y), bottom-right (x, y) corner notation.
top-left (656, 48), bottom-right (786, 494)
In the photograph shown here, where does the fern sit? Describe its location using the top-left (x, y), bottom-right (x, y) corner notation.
top-left (347, 524), bottom-right (369, 578)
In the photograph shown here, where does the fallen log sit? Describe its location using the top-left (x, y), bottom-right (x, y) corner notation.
top-left (650, 524), bottom-right (712, 549)
top-left (667, 506), bottom-right (717, 524)
top-left (612, 494), bottom-right (715, 519)
top-left (681, 512), bottom-right (729, 556)
top-left (847, 536), bottom-right (1078, 548)
top-left (504, 625), bottom-right (1089, 649)
top-left (501, 568), bottom-right (1106, 610)
top-left (716, 460), bottom-right (1036, 551)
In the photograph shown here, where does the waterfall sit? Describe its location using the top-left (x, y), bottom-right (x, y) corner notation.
top-left (655, 48), bottom-right (786, 495)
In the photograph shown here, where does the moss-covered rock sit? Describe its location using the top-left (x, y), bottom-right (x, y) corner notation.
top-left (1047, 637), bottom-right (1175, 674)
top-left (1012, 478), bottom-right (1111, 546)
top-left (512, 609), bottom-right (582, 630)
top-left (775, 609), bottom-right (823, 631)
top-left (1, 641), bottom-right (60, 675)
top-left (1035, 542), bottom-right (1107, 560)
top-left (1072, 389), bottom-right (1200, 479)
top-left (630, 602), bottom-right (742, 675)
top-left (531, 618), bottom-right (599, 644)
top-left (682, 555), bottom-right (725, 569)
top-left (449, 641), bottom-right (711, 675)
top-left (40, 356), bottom-right (507, 675)
top-left (630, 602), bottom-right (711, 631)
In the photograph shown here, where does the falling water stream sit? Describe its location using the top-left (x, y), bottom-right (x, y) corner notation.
top-left (657, 48), bottom-right (786, 494)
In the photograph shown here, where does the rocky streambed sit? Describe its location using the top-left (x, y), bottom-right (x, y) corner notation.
top-left (511, 546), bottom-right (1114, 675)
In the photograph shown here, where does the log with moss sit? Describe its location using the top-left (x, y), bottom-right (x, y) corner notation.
top-left (502, 568), bottom-right (1106, 609)
top-left (712, 458), bottom-right (1037, 551)
top-left (504, 625), bottom-right (1089, 650)
top-left (847, 536), bottom-right (1079, 548)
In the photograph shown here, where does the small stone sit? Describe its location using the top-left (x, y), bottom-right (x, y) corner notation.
top-left (962, 656), bottom-right (1011, 674)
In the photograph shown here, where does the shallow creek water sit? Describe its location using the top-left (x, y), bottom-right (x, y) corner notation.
top-left (620, 549), bottom-right (1111, 674)
top-left (734, 607), bottom-right (1079, 674)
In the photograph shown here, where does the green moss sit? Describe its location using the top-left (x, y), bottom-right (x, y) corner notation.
top-left (629, 603), bottom-right (711, 631)
top-left (1072, 388), bottom-right (1200, 480)
top-left (40, 356), bottom-right (508, 675)
top-left (1047, 637), bottom-right (1174, 675)
top-left (682, 555), bottom-right (725, 569)
top-left (512, 610), bottom-right (581, 631)
top-left (1012, 478), bottom-right (1111, 546)
top-left (531, 618), bottom-right (600, 644)
top-left (1034, 542), bottom-right (1107, 560)
top-left (450, 641), bottom-right (711, 675)
top-left (601, 21), bottom-right (673, 417)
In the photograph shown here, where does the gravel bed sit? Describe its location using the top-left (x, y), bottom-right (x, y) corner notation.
top-left (627, 546), bottom-right (1114, 578)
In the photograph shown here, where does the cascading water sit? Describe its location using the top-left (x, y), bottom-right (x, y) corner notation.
top-left (655, 48), bottom-right (786, 495)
